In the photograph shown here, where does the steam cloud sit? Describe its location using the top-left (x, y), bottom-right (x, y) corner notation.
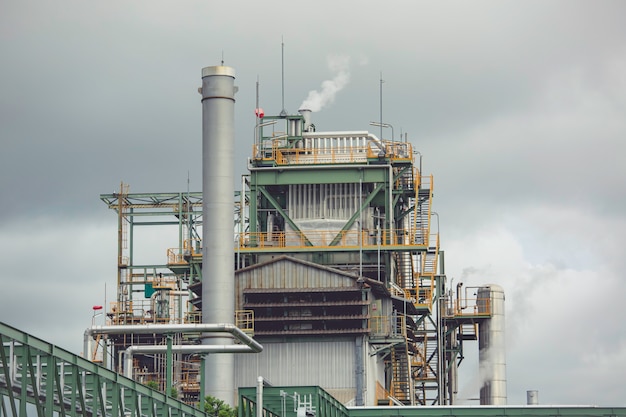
top-left (456, 346), bottom-right (497, 404)
top-left (300, 55), bottom-right (351, 112)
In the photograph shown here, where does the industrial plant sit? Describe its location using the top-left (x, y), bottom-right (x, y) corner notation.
top-left (87, 65), bottom-right (505, 408)
top-left (2, 63), bottom-right (626, 417)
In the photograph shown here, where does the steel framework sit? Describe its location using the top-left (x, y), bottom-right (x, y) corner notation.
top-left (94, 110), bottom-right (492, 406)
top-left (0, 321), bottom-right (206, 417)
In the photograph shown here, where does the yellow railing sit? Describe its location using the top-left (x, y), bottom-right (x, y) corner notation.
top-left (167, 248), bottom-right (186, 264)
top-left (235, 310), bottom-right (254, 336)
top-left (237, 228), bottom-right (429, 250)
top-left (389, 282), bottom-right (413, 303)
top-left (108, 297), bottom-right (188, 325)
top-left (413, 286), bottom-right (434, 309)
top-left (167, 239), bottom-right (202, 264)
top-left (185, 310), bottom-right (202, 324)
top-left (369, 315), bottom-right (390, 336)
top-left (445, 297), bottom-right (491, 318)
top-left (382, 140), bottom-right (413, 161)
top-left (252, 139), bottom-right (414, 165)
top-left (370, 314), bottom-right (407, 338)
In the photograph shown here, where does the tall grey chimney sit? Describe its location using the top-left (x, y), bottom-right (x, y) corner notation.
top-left (200, 65), bottom-right (237, 405)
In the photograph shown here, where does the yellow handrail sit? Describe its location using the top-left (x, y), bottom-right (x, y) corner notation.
top-left (237, 228), bottom-right (430, 250)
top-left (252, 139), bottom-right (414, 165)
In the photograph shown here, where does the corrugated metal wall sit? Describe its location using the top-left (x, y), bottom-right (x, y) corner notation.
top-left (235, 339), bottom-right (356, 389)
top-left (235, 257), bottom-right (359, 308)
top-left (234, 257), bottom-right (376, 404)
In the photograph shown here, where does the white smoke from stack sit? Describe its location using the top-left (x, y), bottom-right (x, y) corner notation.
top-left (300, 55), bottom-right (351, 112)
top-left (456, 346), bottom-right (497, 404)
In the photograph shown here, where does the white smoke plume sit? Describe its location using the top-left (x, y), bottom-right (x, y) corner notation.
top-left (300, 55), bottom-right (351, 112)
top-left (456, 346), bottom-right (496, 404)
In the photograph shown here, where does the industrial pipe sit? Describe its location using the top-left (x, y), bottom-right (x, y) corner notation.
top-left (84, 323), bottom-right (262, 363)
top-left (257, 376), bottom-right (264, 417)
top-left (123, 344), bottom-right (262, 378)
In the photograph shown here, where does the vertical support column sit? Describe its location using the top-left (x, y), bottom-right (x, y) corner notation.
top-left (201, 65), bottom-right (237, 405)
top-left (200, 355), bottom-right (206, 406)
top-left (355, 336), bottom-right (364, 406)
top-left (436, 274), bottom-right (445, 405)
top-left (166, 334), bottom-right (173, 396)
top-left (249, 173), bottom-right (258, 247)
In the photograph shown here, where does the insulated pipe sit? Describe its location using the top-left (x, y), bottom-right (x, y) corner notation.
top-left (201, 65), bottom-right (237, 405)
top-left (266, 214), bottom-right (275, 241)
top-left (84, 323), bottom-right (263, 359)
top-left (123, 344), bottom-right (261, 379)
top-left (248, 162), bottom-right (394, 174)
top-left (257, 376), bottom-right (264, 417)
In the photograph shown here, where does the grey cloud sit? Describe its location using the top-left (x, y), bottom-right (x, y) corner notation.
top-left (2, 0), bottom-right (626, 407)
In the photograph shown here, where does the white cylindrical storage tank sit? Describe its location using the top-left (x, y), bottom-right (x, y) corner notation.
top-left (200, 65), bottom-right (237, 405)
top-left (477, 284), bottom-right (506, 405)
top-left (527, 390), bottom-right (539, 405)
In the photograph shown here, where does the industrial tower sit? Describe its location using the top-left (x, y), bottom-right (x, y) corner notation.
top-left (88, 65), bottom-right (503, 408)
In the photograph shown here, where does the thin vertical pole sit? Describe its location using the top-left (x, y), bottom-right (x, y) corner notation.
top-left (380, 73), bottom-right (384, 139)
top-left (281, 38), bottom-right (286, 115)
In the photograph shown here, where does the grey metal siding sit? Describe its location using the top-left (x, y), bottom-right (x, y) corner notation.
top-left (235, 339), bottom-right (356, 389)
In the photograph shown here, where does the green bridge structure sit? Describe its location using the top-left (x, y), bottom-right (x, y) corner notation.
top-left (2, 321), bottom-right (626, 417)
top-left (0, 322), bottom-right (206, 417)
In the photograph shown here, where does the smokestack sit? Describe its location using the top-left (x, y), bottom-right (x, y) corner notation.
top-left (298, 108), bottom-right (313, 132)
top-left (527, 390), bottom-right (539, 405)
top-left (200, 65), bottom-right (237, 405)
top-left (477, 284), bottom-right (507, 405)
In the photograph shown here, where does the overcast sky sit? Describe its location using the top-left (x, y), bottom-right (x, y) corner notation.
top-left (2, 0), bottom-right (625, 407)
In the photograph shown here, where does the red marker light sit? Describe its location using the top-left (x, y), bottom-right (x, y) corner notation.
top-left (92, 305), bottom-right (103, 311)
top-left (255, 108), bottom-right (265, 118)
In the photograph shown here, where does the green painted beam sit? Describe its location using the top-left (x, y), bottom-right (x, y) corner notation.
top-left (346, 405), bottom-right (626, 417)
top-left (233, 244), bottom-right (428, 254)
top-left (0, 321), bottom-right (207, 417)
top-left (329, 182), bottom-right (386, 247)
top-left (258, 187), bottom-right (313, 247)
top-left (238, 386), bottom-right (348, 417)
top-left (238, 384), bottom-right (626, 417)
top-left (251, 167), bottom-right (389, 186)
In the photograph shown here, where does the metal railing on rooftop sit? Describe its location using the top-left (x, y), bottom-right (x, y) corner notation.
top-left (253, 138), bottom-right (413, 166)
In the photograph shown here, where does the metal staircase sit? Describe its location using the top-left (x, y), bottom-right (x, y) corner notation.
top-left (414, 175), bottom-right (433, 246)
top-left (390, 342), bottom-right (412, 404)
top-left (410, 315), bottom-right (440, 405)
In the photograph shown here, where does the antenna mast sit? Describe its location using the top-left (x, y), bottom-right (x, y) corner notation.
top-left (280, 38), bottom-right (287, 116)
top-left (379, 72), bottom-right (384, 139)
top-left (256, 76), bottom-right (260, 148)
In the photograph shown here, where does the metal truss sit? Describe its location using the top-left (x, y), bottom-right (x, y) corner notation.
top-left (0, 322), bottom-right (205, 417)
